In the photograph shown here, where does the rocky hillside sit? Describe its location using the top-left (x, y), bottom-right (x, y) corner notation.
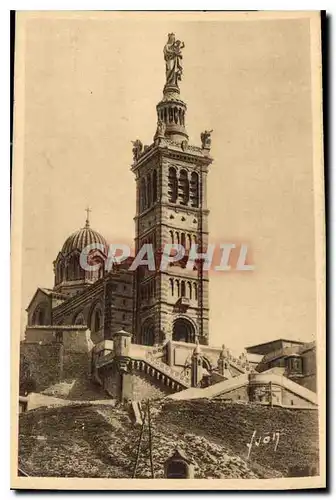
top-left (18, 399), bottom-right (319, 479)
top-left (158, 399), bottom-right (319, 477)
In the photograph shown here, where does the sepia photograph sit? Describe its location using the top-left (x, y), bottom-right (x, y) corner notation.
top-left (11, 11), bottom-right (325, 490)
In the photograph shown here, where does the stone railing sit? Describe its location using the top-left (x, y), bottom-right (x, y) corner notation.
top-left (130, 357), bottom-right (190, 391)
top-left (221, 348), bottom-right (252, 374)
top-left (94, 344), bottom-right (190, 391)
top-left (298, 341), bottom-right (315, 354)
top-left (145, 343), bottom-right (167, 361)
top-left (95, 351), bottom-right (115, 369)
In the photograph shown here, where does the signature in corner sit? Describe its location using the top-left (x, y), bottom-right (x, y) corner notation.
top-left (246, 430), bottom-right (284, 459)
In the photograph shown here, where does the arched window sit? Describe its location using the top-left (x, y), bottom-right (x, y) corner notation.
top-left (188, 282), bottom-right (192, 299)
top-left (169, 230), bottom-right (174, 245)
top-left (178, 108), bottom-right (182, 125)
top-left (190, 172), bottom-right (199, 208)
top-left (193, 282), bottom-right (198, 300)
top-left (179, 169), bottom-right (189, 205)
top-left (147, 173), bottom-right (152, 207)
top-left (67, 253), bottom-right (84, 281)
top-left (140, 178), bottom-right (147, 212)
top-left (169, 278), bottom-right (174, 296)
top-left (32, 305), bottom-right (47, 325)
top-left (56, 261), bottom-right (63, 284)
top-left (73, 312), bottom-right (85, 325)
top-left (168, 167), bottom-right (178, 203)
top-left (174, 107), bottom-right (178, 124)
top-left (94, 310), bottom-right (101, 332)
top-left (152, 169), bottom-right (158, 202)
top-left (169, 107), bottom-right (173, 123)
top-left (181, 281), bottom-right (186, 297)
top-left (176, 279), bottom-right (180, 297)
top-left (181, 233), bottom-right (186, 249)
top-left (90, 305), bottom-right (102, 334)
top-left (187, 234), bottom-right (192, 250)
top-left (175, 231), bottom-right (180, 244)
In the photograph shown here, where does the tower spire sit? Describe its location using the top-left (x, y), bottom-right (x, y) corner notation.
top-left (85, 206), bottom-right (91, 228)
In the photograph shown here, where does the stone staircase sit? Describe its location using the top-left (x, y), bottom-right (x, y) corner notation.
top-left (129, 356), bottom-right (190, 391)
top-left (93, 344), bottom-right (190, 394)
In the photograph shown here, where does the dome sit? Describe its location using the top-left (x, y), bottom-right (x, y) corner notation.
top-left (61, 220), bottom-right (108, 255)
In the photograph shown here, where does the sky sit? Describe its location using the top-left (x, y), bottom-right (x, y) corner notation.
top-left (17, 12), bottom-right (317, 353)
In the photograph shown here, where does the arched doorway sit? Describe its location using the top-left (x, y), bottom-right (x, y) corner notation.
top-left (141, 320), bottom-right (155, 346)
top-left (172, 318), bottom-right (195, 343)
top-left (166, 460), bottom-right (188, 478)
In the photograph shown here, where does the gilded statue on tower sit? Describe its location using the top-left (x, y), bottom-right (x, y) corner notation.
top-left (163, 33), bottom-right (185, 88)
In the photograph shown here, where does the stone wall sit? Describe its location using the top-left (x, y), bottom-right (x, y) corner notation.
top-left (101, 364), bottom-right (122, 398)
top-left (59, 328), bottom-right (93, 381)
top-left (20, 342), bottom-right (63, 391)
top-left (295, 374), bottom-right (316, 393)
top-left (215, 385), bottom-right (249, 402)
top-left (21, 328), bottom-right (94, 393)
top-left (281, 387), bottom-right (316, 408)
top-left (130, 370), bottom-right (173, 400)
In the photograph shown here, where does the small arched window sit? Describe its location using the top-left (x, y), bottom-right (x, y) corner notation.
top-left (74, 312), bottom-right (85, 325)
top-left (169, 230), bottom-right (174, 245)
top-left (94, 310), bottom-right (101, 332)
top-left (168, 167), bottom-right (178, 203)
top-left (188, 282), bottom-right (192, 299)
top-left (187, 234), bottom-right (192, 250)
top-left (176, 279), bottom-right (180, 297)
top-left (174, 107), bottom-right (179, 124)
top-left (147, 173), bottom-right (152, 207)
top-left (140, 178), bottom-right (147, 212)
top-left (193, 282), bottom-right (198, 300)
top-left (152, 169), bottom-right (158, 202)
top-left (179, 169), bottom-right (189, 206)
top-left (190, 172), bottom-right (199, 208)
top-left (181, 281), bottom-right (186, 298)
top-left (169, 278), bottom-right (174, 296)
top-left (56, 261), bottom-right (63, 285)
top-left (32, 305), bottom-right (47, 326)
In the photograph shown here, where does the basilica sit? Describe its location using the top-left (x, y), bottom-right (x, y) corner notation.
top-left (22, 34), bottom-right (317, 408)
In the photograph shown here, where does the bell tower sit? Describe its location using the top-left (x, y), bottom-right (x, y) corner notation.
top-left (131, 33), bottom-right (213, 347)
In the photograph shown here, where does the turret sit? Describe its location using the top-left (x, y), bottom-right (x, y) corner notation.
top-left (218, 344), bottom-right (230, 378)
top-left (113, 329), bottom-right (132, 358)
top-left (191, 341), bottom-right (203, 387)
